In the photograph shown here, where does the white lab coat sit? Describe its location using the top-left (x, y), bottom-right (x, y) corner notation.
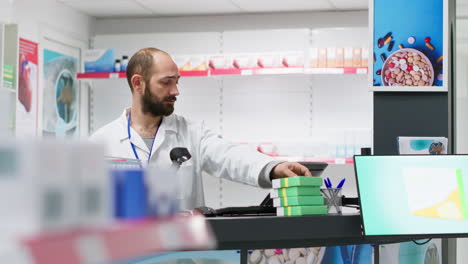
top-left (91, 108), bottom-right (278, 210)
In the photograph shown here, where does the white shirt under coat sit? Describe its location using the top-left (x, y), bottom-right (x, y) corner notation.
top-left (90, 108), bottom-right (280, 210)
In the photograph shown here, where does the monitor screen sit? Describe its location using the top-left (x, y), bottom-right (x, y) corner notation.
top-left (354, 155), bottom-right (468, 237)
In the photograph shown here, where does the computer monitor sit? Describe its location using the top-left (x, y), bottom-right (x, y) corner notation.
top-left (354, 155), bottom-right (468, 238)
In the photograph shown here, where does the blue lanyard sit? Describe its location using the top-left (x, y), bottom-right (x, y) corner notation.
top-left (127, 113), bottom-right (160, 165)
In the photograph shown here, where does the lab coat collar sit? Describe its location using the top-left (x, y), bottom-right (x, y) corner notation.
top-left (118, 107), bottom-right (178, 141)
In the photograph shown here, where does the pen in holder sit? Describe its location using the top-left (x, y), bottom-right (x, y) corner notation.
top-left (320, 188), bottom-right (343, 215)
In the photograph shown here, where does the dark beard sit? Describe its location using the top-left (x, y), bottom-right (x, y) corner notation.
top-left (141, 83), bottom-right (176, 117)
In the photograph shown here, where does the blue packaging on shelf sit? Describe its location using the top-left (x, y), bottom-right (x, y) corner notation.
top-left (84, 49), bottom-right (115, 73)
top-left (112, 168), bottom-right (148, 219)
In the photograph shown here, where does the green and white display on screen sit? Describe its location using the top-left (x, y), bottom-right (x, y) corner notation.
top-left (355, 155), bottom-right (468, 236)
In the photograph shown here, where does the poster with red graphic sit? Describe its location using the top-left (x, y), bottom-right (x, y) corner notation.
top-left (17, 38), bottom-right (39, 137)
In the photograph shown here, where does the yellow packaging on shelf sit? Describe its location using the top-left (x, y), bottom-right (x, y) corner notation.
top-left (272, 176), bottom-right (322, 189)
top-left (277, 205), bottom-right (328, 216)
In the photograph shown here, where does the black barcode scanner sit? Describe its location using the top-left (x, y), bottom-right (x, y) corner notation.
top-left (170, 147), bottom-right (192, 167)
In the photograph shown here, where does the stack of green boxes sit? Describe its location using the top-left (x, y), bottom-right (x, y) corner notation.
top-left (271, 176), bottom-right (327, 216)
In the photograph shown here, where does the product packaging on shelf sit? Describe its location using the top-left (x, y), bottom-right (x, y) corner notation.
top-left (397, 137), bottom-right (448, 155)
top-left (121, 55), bottom-right (129, 71)
top-left (257, 53), bottom-right (282, 68)
top-left (361, 47), bottom-right (369, 68)
top-left (174, 55), bottom-right (208, 71)
top-left (344, 47), bottom-right (353, 67)
top-left (232, 54), bottom-right (257, 69)
top-left (317, 48), bottom-right (327, 68)
top-left (208, 55), bottom-right (235, 70)
top-left (326, 48), bottom-right (337, 68)
top-left (309, 48), bottom-right (319, 68)
top-left (281, 52), bottom-right (305, 67)
top-left (335, 48), bottom-right (344, 68)
top-left (352, 47), bottom-right (362, 67)
top-left (84, 49), bottom-right (115, 73)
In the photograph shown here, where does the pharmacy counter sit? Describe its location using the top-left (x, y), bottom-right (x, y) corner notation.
top-left (207, 214), bottom-right (411, 250)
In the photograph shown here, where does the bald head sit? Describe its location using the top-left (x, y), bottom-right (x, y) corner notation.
top-left (126, 48), bottom-right (173, 92)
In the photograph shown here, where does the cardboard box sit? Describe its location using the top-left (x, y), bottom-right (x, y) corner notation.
top-left (317, 48), bottom-right (327, 68)
top-left (272, 176), bottom-right (323, 189)
top-left (344, 47), bottom-right (353, 67)
top-left (270, 187), bottom-right (322, 198)
top-left (273, 195), bottom-right (324, 207)
top-left (277, 205), bottom-right (328, 216)
top-left (84, 49), bottom-right (115, 73)
top-left (0, 141), bottom-right (76, 237)
top-left (72, 142), bottom-right (112, 227)
top-left (326, 48), bottom-right (337, 68)
top-left (361, 47), bottom-right (369, 68)
top-left (336, 48), bottom-right (344, 68)
top-left (352, 47), bottom-right (362, 67)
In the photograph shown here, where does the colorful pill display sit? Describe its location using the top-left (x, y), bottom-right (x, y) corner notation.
top-left (387, 41), bottom-right (395, 52)
top-left (426, 42), bottom-right (435, 50)
top-left (380, 53), bottom-right (387, 62)
top-left (378, 38), bottom-right (384, 48)
top-left (375, 31), bottom-right (441, 86)
top-left (383, 32), bottom-right (392, 40)
top-left (384, 36), bottom-right (393, 45)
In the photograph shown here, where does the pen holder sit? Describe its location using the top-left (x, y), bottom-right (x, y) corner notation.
top-left (320, 188), bottom-right (343, 215)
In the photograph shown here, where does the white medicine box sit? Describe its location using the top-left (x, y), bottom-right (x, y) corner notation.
top-left (0, 141), bottom-right (76, 237)
top-left (70, 141), bottom-right (113, 227)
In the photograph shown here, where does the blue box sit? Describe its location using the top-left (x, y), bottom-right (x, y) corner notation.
top-left (112, 168), bottom-right (148, 219)
top-left (84, 49), bottom-right (115, 73)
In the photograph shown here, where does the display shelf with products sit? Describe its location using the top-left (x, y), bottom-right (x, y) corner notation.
top-left (76, 66), bottom-right (367, 79)
top-left (273, 156), bottom-right (354, 164)
top-left (76, 72), bottom-right (126, 79)
top-left (6, 215), bottom-right (215, 264)
top-left (305, 67), bottom-right (368, 74)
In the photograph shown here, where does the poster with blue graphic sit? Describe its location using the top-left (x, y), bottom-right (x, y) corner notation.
top-left (42, 49), bottom-right (79, 138)
top-left (373, 0), bottom-right (446, 90)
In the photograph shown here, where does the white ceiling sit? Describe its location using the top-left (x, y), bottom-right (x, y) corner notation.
top-left (57, 0), bottom-right (468, 19)
top-left (57, 0), bottom-right (368, 18)
top-left (459, 0), bottom-right (468, 17)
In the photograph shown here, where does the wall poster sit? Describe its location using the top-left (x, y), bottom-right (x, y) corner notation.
top-left (372, 0), bottom-right (447, 91)
top-left (42, 48), bottom-right (79, 138)
top-left (16, 38), bottom-right (39, 137)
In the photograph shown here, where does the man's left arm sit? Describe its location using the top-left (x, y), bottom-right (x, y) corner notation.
top-left (198, 122), bottom-right (313, 188)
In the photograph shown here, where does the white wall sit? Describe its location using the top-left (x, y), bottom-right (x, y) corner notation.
top-left (9, 0), bottom-right (94, 43)
top-left (456, 19), bottom-right (468, 153)
top-left (94, 10), bottom-right (368, 35)
top-left (1, 0), bottom-right (95, 138)
top-left (0, 0), bottom-right (14, 24)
